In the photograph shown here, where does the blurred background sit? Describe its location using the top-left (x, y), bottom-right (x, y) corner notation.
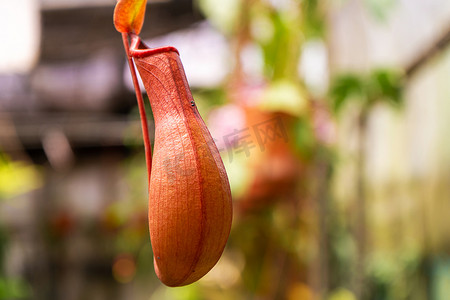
top-left (0, 0), bottom-right (449, 299)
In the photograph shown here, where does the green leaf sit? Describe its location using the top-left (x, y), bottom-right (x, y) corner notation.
top-left (329, 74), bottom-right (365, 112)
top-left (369, 69), bottom-right (403, 106)
top-left (329, 69), bottom-right (403, 113)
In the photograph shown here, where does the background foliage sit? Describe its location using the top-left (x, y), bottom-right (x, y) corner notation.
top-left (0, 0), bottom-right (449, 299)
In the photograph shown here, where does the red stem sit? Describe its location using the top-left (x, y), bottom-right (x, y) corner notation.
top-left (122, 32), bottom-right (152, 185)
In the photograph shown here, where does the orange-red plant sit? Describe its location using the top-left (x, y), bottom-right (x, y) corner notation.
top-left (113, 0), bottom-right (233, 287)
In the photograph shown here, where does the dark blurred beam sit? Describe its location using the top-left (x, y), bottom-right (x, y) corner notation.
top-left (405, 22), bottom-right (450, 78)
top-left (0, 113), bottom-right (153, 152)
top-left (40, 0), bottom-right (203, 62)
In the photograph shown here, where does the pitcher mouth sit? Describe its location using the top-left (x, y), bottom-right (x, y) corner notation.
top-left (129, 33), bottom-right (179, 58)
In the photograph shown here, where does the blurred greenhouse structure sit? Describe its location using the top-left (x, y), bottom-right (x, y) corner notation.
top-left (1, 0), bottom-right (449, 299)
